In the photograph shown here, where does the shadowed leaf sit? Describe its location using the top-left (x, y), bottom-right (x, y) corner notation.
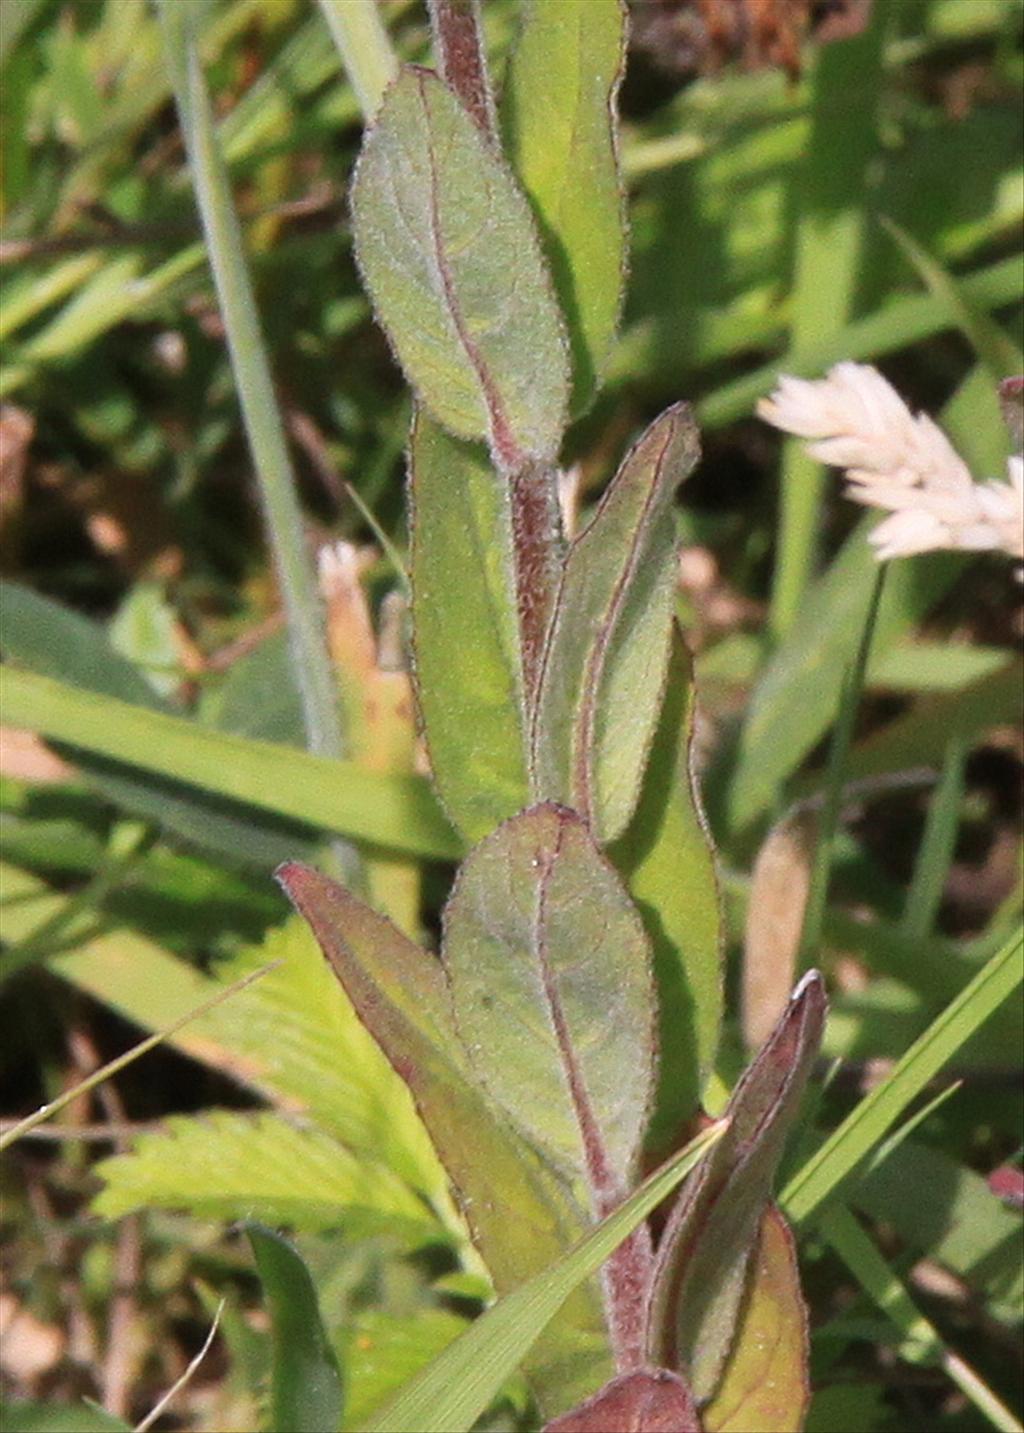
top-left (278, 861), bottom-right (611, 1415)
top-left (742, 809), bottom-right (817, 1052)
top-left (247, 1224), bottom-right (343, 1433)
top-left (647, 973), bottom-right (826, 1400)
top-left (351, 66), bottom-right (569, 470)
top-left (612, 626), bottom-right (723, 1151)
top-left (532, 404), bottom-right (700, 842)
top-left (409, 410), bottom-right (528, 841)
top-left (703, 1205), bottom-right (810, 1433)
top-left (544, 1368), bottom-right (699, 1433)
top-left (502, 0), bottom-right (626, 409)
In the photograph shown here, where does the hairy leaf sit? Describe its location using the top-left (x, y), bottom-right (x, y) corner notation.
top-left (443, 803), bottom-right (656, 1367)
top-left (612, 626), bottom-right (723, 1151)
top-left (351, 66), bottom-right (569, 470)
top-left (532, 405), bottom-right (700, 842)
top-left (409, 410), bottom-right (528, 841)
top-left (248, 1224), bottom-right (343, 1433)
top-left (544, 1369), bottom-right (699, 1433)
top-left (365, 1122), bottom-right (727, 1433)
top-left (741, 809), bottom-right (817, 1052)
top-left (502, 0), bottom-right (626, 408)
top-left (279, 861), bottom-right (611, 1416)
top-left (703, 1206), bottom-right (810, 1433)
top-left (444, 803), bottom-right (655, 1194)
top-left (647, 972), bottom-right (826, 1400)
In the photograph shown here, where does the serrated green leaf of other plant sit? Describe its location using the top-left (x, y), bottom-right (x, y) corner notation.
top-left (443, 803), bottom-right (656, 1197)
top-left (532, 404), bottom-right (700, 842)
top-left (611, 626), bottom-right (723, 1153)
top-left (352, 66), bottom-right (569, 470)
top-left (94, 1109), bottom-right (432, 1234)
top-left (501, 0), bottom-right (626, 410)
top-left (409, 411), bottom-right (528, 841)
top-left (647, 972), bottom-right (825, 1401)
top-left (248, 1223), bottom-right (344, 1433)
top-left (279, 861), bottom-right (612, 1417)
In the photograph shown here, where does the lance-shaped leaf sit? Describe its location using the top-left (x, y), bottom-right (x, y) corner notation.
top-left (544, 1369), bottom-right (700, 1433)
top-left (531, 405), bottom-right (700, 843)
top-left (646, 972), bottom-right (826, 1402)
top-left (502, 0), bottom-right (627, 410)
top-left (443, 803), bottom-right (657, 1365)
top-left (612, 626), bottom-right (723, 1153)
top-left (351, 66), bottom-right (570, 471)
top-left (702, 1206), bottom-right (810, 1433)
top-left (409, 410), bottom-right (528, 842)
top-left (278, 861), bottom-right (612, 1415)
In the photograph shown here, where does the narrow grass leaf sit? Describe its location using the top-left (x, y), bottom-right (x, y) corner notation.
top-left (409, 412), bottom-right (528, 842)
top-left (783, 929), bottom-right (1024, 1225)
top-left (1, 668), bottom-right (459, 860)
top-left (351, 67), bottom-right (569, 470)
top-left (647, 973), bottom-right (826, 1399)
top-left (316, 0), bottom-right (397, 119)
top-left (365, 1121), bottom-right (727, 1433)
top-left (501, 0), bottom-right (626, 409)
top-left (900, 733), bottom-right (969, 941)
top-left (532, 404), bottom-right (700, 841)
top-left (247, 1224), bottom-right (344, 1433)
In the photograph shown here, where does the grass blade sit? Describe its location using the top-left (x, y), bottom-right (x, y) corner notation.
top-left (316, 0), bottom-right (397, 119)
top-left (0, 668), bottom-right (459, 860)
top-left (365, 1119), bottom-right (727, 1433)
top-left (782, 928), bottom-right (1024, 1225)
top-left (900, 733), bottom-right (969, 941)
top-left (158, 0), bottom-right (345, 764)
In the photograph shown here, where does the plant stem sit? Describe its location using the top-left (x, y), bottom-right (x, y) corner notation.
top-left (511, 461), bottom-right (565, 710)
top-left (427, 0), bottom-right (496, 136)
top-left (316, 0), bottom-right (398, 120)
top-left (768, 6), bottom-right (886, 639)
top-left (158, 0), bottom-right (346, 767)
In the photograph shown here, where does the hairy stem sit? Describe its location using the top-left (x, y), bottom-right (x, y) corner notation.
top-left (427, 0), bottom-right (497, 136)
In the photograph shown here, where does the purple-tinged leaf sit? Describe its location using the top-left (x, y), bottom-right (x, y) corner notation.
top-left (278, 862), bottom-right (612, 1413)
top-left (443, 803), bottom-right (657, 1368)
top-left (351, 67), bottom-right (570, 472)
top-left (427, 0), bottom-right (496, 137)
top-left (531, 405), bottom-right (700, 842)
top-left (702, 1206), bottom-right (810, 1433)
top-left (647, 972), bottom-right (826, 1401)
top-left (544, 1368), bottom-right (701, 1433)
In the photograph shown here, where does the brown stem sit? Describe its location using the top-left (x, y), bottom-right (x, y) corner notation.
top-left (427, 0), bottom-right (497, 137)
top-left (511, 461), bottom-right (564, 710)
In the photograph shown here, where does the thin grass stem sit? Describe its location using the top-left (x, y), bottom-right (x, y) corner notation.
top-left (900, 732), bottom-right (969, 941)
top-left (317, 0), bottom-right (398, 120)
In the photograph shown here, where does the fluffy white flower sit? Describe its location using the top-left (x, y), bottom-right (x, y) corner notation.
top-left (758, 362), bottom-right (1023, 561)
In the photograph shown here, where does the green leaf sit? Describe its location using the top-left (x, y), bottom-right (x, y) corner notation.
top-left (855, 1141), bottom-right (1024, 1324)
top-left (702, 1206), bottom-right (809, 1433)
top-left (0, 1404), bottom-right (131, 1433)
top-left (56, 916), bottom-right (447, 1202)
top-left (365, 1121), bottom-right (727, 1433)
top-left (532, 404), bottom-right (700, 842)
top-left (1, 667), bottom-right (459, 861)
top-left (279, 861), bottom-right (612, 1416)
top-left (719, 528), bottom-right (962, 833)
top-left (611, 627), bottom-right (723, 1148)
top-left (0, 583), bottom-right (315, 868)
top-left (648, 972), bottom-right (826, 1400)
top-left (248, 1223), bottom-right (344, 1433)
top-left (409, 411), bottom-right (528, 842)
top-left (340, 1311), bottom-right (469, 1431)
top-left (783, 929), bottom-right (1024, 1226)
top-left (444, 803), bottom-right (655, 1195)
top-left (501, 0), bottom-right (626, 409)
top-left (351, 66), bottom-right (569, 470)
top-left (94, 1110), bottom-right (432, 1233)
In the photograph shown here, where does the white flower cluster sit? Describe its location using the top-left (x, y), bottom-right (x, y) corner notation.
top-left (758, 361), bottom-right (1023, 561)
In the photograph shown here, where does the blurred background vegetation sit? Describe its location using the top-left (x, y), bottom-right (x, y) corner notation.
top-left (0, 1), bottom-right (1021, 1429)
